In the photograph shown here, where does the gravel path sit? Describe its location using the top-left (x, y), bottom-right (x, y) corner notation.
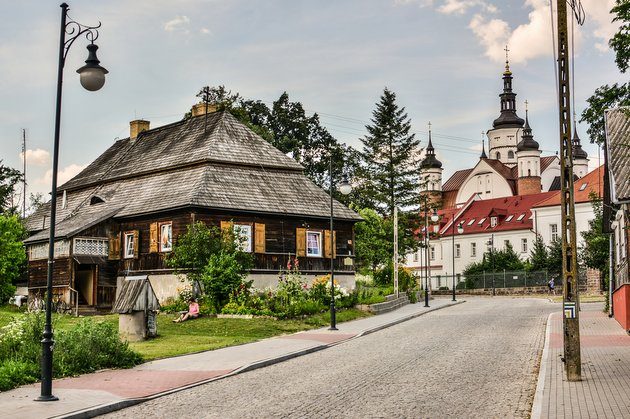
top-left (102, 297), bottom-right (555, 418)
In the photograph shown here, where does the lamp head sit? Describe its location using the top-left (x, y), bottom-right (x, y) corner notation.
top-left (339, 174), bottom-right (352, 196)
top-left (457, 222), bottom-right (464, 235)
top-left (76, 43), bottom-right (108, 91)
top-left (430, 209), bottom-right (439, 223)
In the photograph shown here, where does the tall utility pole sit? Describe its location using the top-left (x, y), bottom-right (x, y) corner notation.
top-left (22, 129), bottom-right (26, 218)
top-left (556, 0), bottom-right (582, 381)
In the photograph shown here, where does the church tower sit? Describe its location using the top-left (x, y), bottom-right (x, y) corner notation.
top-left (487, 47), bottom-right (525, 168)
top-left (572, 127), bottom-right (589, 178)
top-left (516, 108), bottom-right (542, 195)
top-left (420, 125), bottom-right (443, 206)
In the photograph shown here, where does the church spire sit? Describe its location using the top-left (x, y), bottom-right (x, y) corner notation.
top-left (517, 102), bottom-right (540, 151)
top-left (572, 118), bottom-right (588, 160)
top-left (492, 45), bottom-right (525, 129)
top-left (480, 131), bottom-right (487, 159)
top-left (420, 122), bottom-right (442, 169)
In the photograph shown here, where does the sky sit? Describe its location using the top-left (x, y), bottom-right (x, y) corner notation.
top-left (0, 0), bottom-right (624, 205)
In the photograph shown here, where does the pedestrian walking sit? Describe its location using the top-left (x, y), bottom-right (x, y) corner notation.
top-left (548, 278), bottom-right (555, 295)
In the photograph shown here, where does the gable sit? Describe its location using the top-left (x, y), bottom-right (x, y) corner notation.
top-left (455, 159), bottom-right (516, 205)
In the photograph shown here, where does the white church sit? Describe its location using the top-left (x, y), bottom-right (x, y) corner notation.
top-left (406, 58), bottom-right (602, 291)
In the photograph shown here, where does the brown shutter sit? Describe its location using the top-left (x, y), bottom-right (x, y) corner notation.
top-left (149, 222), bottom-right (158, 253)
top-left (220, 220), bottom-right (234, 232)
top-left (324, 230), bottom-right (338, 258)
top-left (296, 228), bottom-right (306, 257)
top-left (322, 230), bottom-right (330, 259)
top-left (108, 233), bottom-right (120, 260)
top-left (255, 223), bottom-right (266, 253)
top-left (133, 230), bottom-right (139, 258)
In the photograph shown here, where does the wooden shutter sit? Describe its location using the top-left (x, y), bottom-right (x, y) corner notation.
top-left (296, 228), bottom-right (306, 257)
top-left (149, 222), bottom-right (158, 253)
top-left (220, 220), bottom-right (234, 232)
top-left (108, 233), bottom-right (121, 260)
top-left (133, 230), bottom-right (139, 258)
top-left (324, 230), bottom-right (337, 258)
top-left (254, 223), bottom-right (266, 253)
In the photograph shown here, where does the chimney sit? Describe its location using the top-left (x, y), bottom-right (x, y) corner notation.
top-left (130, 119), bottom-right (150, 140)
top-left (191, 102), bottom-right (218, 117)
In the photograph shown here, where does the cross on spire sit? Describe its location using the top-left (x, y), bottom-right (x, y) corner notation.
top-left (427, 121), bottom-right (432, 132)
top-left (504, 45), bottom-right (511, 72)
top-left (524, 99), bottom-right (529, 111)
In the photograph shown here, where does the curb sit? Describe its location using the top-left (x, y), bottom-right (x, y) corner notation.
top-left (58, 300), bottom-right (464, 419)
top-left (530, 311), bottom-right (553, 419)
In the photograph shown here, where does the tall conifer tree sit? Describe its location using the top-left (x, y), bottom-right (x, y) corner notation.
top-left (358, 88), bottom-right (420, 215)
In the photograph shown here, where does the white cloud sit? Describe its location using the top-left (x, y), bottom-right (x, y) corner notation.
top-left (581, 0), bottom-right (619, 51)
top-left (20, 148), bottom-right (50, 166)
top-left (200, 28), bottom-right (211, 35)
top-left (438, 0), bottom-right (497, 15)
top-left (39, 164), bottom-right (87, 186)
top-left (164, 15), bottom-right (190, 33)
top-left (451, 0), bottom-right (619, 63)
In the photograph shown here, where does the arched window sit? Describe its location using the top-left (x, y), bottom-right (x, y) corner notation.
top-left (508, 150), bottom-right (514, 159)
top-left (496, 152), bottom-right (501, 160)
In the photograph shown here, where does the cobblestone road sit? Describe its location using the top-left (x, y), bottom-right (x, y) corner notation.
top-left (103, 297), bottom-right (555, 418)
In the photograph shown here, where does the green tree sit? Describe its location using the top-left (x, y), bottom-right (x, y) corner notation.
top-left (463, 243), bottom-right (524, 275)
top-left (581, 0), bottom-right (630, 144)
top-left (581, 193), bottom-right (610, 283)
top-left (202, 251), bottom-right (247, 312)
top-left (547, 237), bottom-right (564, 278)
top-left (358, 88), bottom-right (420, 214)
top-left (529, 234), bottom-right (549, 272)
top-left (354, 208), bottom-right (389, 275)
top-left (0, 162), bottom-right (23, 215)
top-left (0, 214), bottom-right (27, 302)
top-left (167, 221), bottom-right (253, 296)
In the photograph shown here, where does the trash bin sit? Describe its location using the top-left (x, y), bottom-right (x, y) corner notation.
top-left (112, 275), bottom-right (160, 342)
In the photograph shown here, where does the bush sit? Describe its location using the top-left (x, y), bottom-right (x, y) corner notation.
top-left (201, 251), bottom-right (247, 312)
top-left (0, 360), bottom-right (39, 391)
top-left (374, 263), bottom-right (417, 291)
top-left (0, 313), bottom-right (142, 391)
top-left (54, 319), bottom-right (142, 376)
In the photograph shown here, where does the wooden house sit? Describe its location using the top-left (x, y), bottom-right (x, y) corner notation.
top-left (24, 104), bottom-right (361, 310)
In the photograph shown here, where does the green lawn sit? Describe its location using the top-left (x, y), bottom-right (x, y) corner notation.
top-left (0, 307), bottom-right (371, 361)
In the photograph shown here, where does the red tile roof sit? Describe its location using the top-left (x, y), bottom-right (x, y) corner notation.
top-left (533, 165), bottom-right (604, 208)
top-left (439, 192), bottom-right (556, 237)
top-left (540, 155), bottom-right (557, 172)
top-left (443, 169), bottom-right (473, 192)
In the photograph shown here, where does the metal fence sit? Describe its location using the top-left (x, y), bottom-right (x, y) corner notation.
top-left (430, 270), bottom-right (555, 290)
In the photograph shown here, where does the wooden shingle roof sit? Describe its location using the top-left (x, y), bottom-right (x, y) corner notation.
top-left (606, 107), bottom-right (630, 204)
top-left (25, 111), bottom-right (361, 242)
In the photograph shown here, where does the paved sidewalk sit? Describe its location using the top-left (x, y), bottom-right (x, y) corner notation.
top-left (532, 302), bottom-right (630, 418)
top-left (0, 298), bottom-right (461, 419)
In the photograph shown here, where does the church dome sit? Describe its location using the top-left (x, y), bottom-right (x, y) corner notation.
top-left (516, 111), bottom-right (539, 152)
top-left (572, 130), bottom-right (588, 159)
top-left (421, 131), bottom-right (442, 169)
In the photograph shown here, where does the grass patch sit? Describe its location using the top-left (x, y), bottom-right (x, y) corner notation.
top-left (0, 307), bottom-right (371, 362)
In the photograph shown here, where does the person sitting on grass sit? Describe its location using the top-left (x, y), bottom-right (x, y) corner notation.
top-left (173, 298), bottom-right (200, 323)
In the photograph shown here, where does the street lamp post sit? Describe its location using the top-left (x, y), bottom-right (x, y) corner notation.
top-left (452, 221), bottom-right (463, 302)
top-left (487, 234), bottom-right (496, 296)
top-left (423, 204), bottom-right (438, 308)
top-left (329, 155), bottom-right (351, 330)
top-left (38, 3), bottom-right (108, 402)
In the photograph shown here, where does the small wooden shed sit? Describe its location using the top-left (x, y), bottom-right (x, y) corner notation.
top-left (112, 275), bottom-right (160, 341)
